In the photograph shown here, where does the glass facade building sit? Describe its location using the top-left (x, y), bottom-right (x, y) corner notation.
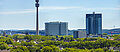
top-left (86, 12), bottom-right (102, 35)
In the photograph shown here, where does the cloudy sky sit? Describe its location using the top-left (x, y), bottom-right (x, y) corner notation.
top-left (0, 0), bottom-right (120, 30)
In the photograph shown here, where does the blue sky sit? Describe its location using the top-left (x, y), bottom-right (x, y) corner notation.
top-left (0, 0), bottom-right (120, 30)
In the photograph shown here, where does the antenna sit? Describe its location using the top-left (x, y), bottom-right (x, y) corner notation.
top-left (36, 0), bottom-right (39, 2)
top-left (35, 0), bottom-right (40, 35)
top-left (114, 25), bottom-right (115, 29)
top-left (93, 12), bottom-right (95, 14)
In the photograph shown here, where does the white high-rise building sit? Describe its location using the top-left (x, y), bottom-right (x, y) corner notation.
top-left (45, 22), bottom-right (68, 35)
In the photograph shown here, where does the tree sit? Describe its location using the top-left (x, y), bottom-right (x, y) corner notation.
top-left (12, 34), bottom-right (24, 39)
top-left (103, 48), bottom-right (114, 52)
top-left (5, 38), bottom-right (14, 44)
top-left (0, 37), bottom-right (14, 44)
top-left (21, 41), bottom-right (35, 46)
top-left (27, 46), bottom-right (40, 52)
top-left (10, 46), bottom-right (30, 52)
top-left (16, 46), bottom-right (29, 52)
top-left (36, 44), bottom-right (44, 49)
top-left (90, 48), bottom-right (104, 52)
top-left (10, 49), bottom-right (24, 52)
top-left (103, 33), bottom-right (108, 35)
top-left (76, 38), bottom-right (85, 41)
top-left (49, 45), bottom-right (60, 52)
top-left (41, 46), bottom-right (53, 52)
top-left (111, 35), bottom-right (120, 40)
top-left (12, 42), bottom-right (21, 46)
top-left (0, 42), bottom-right (8, 50)
top-left (6, 35), bottom-right (12, 38)
top-left (24, 35), bottom-right (34, 40)
top-left (62, 48), bottom-right (80, 52)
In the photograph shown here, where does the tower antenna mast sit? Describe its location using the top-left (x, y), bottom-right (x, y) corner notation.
top-left (35, 0), bottom-right (39, 35)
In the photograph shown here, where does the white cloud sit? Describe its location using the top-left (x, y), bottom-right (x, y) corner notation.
top-left (0, 6), bottom-right (80, 15)
top-left (0, 9), bottom-right (35, 15)
top-left (40, 6), bottom-right (120, 11)
top-left (40, 6), bottom-right (80, 10)
top-left (0, 6), bottom-right (120, 15)
top-left (86, 8), bottom-right (120, 10)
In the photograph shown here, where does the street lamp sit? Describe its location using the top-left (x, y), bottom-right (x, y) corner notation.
top-left (35, 0), bottom-right (39, 35)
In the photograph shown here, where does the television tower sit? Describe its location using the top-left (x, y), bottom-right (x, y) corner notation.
top-left (35, 0), bottom-right (39, 35)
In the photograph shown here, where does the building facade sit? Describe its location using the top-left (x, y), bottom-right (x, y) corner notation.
top-left (73, 30), bottom-right (86, 38)
top-left (73, 31), bottom-right (79, 38)
top-left (86, 12), bottom-right (102, 35)
top-left (45, 22), bottom-right (68, 35)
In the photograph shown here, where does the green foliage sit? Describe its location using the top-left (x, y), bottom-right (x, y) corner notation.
top-left (38, 40), bottom-right (63, 46)
top-left (111, 35), bottom-right (120, 40)
top-left (12, 42), bottom-right (21, 46)
top-left (41, 46), bottom-right (53, 52)
top-left (114, 41), bottom-right (120, 47)
top-left (27, 46), bottom-right (40, 52)
top-left (76, 38), bottom-right (85, 41)
top-left (62, 48), bottom-right (79, 52)
top-left (0, 42), bottom-right (8, 50)
top-left (62, 35), bottom-right (73, 38)
top-left (12, 34), bottom-right (25, 39)
top-left (24, 35), bottom-right (55, 41)
top-left (84, 38), bottom-right (99, 41)
top-left (10, 49), bottom-right (24, 52)
top-left (36, 44), bottom-right (44, 49)
top-left (103, 33), bottom-right (108, 35)
top-left (90, 48), bottom-right (104, 52)
top-left (0, 36), bottom-right (14, 44)
top-left (6, 35), bottom-right (12, 38)
top-left (5, 38), bottom-right (14, 44)
top-left (41, 45), bottom-right (60, 52)
top-left (49, 45), bottom-right (60, 52)
top-left (24, 35), bottom-right (35, 40)
top-left (11, 46), bottom-right (29, 52)
top-left (21, 41), bottom-right (35, 46)
top-left (18, 46), bottom-right (29, 52)
top-left (61, 38), bottom-right (119, 49)
top-left (103, 48), bottom-right (114, 52)
top-left (62, 48), bottom-right (90, 52)
top-left (0, 35), bottom-right (120, 52)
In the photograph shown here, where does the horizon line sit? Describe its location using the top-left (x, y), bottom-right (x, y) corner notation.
top-left (0, 27), bottom-right (120, 30)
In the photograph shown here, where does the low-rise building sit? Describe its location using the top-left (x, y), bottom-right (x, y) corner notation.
top-left (73, 30), bottom-right (86, 38)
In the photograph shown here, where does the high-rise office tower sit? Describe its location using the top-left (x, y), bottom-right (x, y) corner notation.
top-left (86, 12), bottom-right (102, 35)
top-left (45, 22), bottom-right (68, 35)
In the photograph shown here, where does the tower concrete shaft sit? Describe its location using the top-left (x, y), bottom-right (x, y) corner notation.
top-left (35, 0), bottom-right (39, 35)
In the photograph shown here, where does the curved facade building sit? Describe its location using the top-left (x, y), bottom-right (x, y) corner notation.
top-left (86, 12), bottom-right (102, 35)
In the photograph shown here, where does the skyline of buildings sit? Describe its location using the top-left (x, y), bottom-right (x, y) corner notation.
top-left (44, 12), bottom-right (103, 36)
top-left (0, 0), bottom-right (119, 30)
top-left (0, 11), bottom-right (120, 35)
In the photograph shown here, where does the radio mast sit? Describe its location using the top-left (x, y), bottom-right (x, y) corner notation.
top-left (35, 0), bottom-right (39, 35)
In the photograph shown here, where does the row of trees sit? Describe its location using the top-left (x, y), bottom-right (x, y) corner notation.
top-left (0, 34), bottom-right (120, 52)
top-left (0, 41), bottom-right (115, 52)
top-left (37, 39), bottom-right (120, 49)
top-left (111, 35), bottom-right (120, 40)
top-left (10, 45), bottom-right (114, 52)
